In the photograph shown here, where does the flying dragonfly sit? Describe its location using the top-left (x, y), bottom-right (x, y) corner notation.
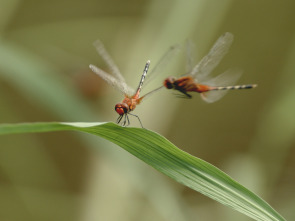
top-left (89, 40), bottom-right (179, 127)
top-left (163, 32), bottom-right (257, 103)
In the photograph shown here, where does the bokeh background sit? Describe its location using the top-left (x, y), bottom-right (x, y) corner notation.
top-left (0, 0), bottom-right (294, 220)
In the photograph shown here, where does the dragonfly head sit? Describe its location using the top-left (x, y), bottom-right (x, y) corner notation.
top-left (163, 77), bottom-right (176, 89)
top-left (115, 103), bottom-right (129, 115)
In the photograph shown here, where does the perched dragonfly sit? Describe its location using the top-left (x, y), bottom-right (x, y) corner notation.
top-left (89, 40), bottom-right (179, 127)
top-left (163, 32), bottom-right (257, 103)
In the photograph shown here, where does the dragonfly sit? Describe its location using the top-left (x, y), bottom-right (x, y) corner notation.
top-left (163, 32), bottom-right (257, 103)
top-left (89, 40), bottom-right (179, 127)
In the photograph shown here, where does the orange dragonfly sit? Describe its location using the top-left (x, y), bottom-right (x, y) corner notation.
top-left (163, 32), bottom-right (257, 102)
top-left (89, 40), bottom-right (178, 127)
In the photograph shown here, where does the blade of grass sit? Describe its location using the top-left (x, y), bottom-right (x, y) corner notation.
top-left (0, 122), bottom-right (286, 221)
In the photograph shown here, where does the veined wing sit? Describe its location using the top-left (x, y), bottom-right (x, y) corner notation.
top-left (93, 40), bottom-right (126, 84)
top-left (89, 64), bottom-right (135, 96)
top-left (136, 45), bottom-right (180, 102)
top-left (201, 69), bottom-right (243, 103)
top-left (190, 32), bottom-right (234, 83)
top-left (185, 39), bottom-right (196, 74)
top-left (142, 44), bottom-right (181, 89)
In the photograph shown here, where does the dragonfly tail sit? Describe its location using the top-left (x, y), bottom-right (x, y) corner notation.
top-left (212, 84), bottom-right (257, 90)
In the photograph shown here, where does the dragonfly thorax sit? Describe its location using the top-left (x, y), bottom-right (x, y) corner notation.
top-left (115, 103), bottom-right (129, 115)
top-left (163, 77), bottom-right (177, 89)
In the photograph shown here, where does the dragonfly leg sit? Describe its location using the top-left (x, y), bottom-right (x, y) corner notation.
top-left (122, 114), bottom-right (127, 127)
top-left (116, 115), bottom-right (123, 124)
top-left (119, 114), bottom-right (130, 127)
top-left (175, 93), bottom-right (192, 99)
top-left (174, 91), bottom-right (192, 98)
top-left (181, 90), bottom-right (192, 98)
top-left (125, 114), bottom-right (130, 127)
top-left (129, 113), bottom-right (144, 128)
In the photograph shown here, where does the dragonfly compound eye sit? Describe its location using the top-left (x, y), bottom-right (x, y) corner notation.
top-left (163, 77), bottom-right (176, 89)
top-left (115, 103), bottom-right (129, 115)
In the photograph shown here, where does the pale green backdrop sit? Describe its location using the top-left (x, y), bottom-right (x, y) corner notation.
top-left (0, 1), bottom-right (294, 220)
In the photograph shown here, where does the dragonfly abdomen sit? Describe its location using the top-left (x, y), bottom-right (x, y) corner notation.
top-left (212, 84), bottom-right (257, 91)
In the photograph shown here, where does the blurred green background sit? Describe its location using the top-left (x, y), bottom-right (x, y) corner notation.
top-left (0, 0), bottom-right (294, 220)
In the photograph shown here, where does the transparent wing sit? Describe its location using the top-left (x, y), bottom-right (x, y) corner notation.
top-left (201, 69), bottom-right (243, 103)
top-left (90, 40), bottom-right (179, 98)
top-left (190, 32), bottom-right (234, 83)
top-left (137, 44), bottom-right (180, 102)
top-left (185, 39), bottom-right (195, 74)
top-left (93, 40), bottom-right (126, 83)
top-left (89, 64), bottom-right (135, 96)
top-left (142, 44), bottom-right (181, 88)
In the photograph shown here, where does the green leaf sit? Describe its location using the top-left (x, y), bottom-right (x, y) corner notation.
top-left (0, 122), bottom-right (285, 221)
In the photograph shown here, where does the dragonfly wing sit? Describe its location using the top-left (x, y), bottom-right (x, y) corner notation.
top-left (190, 32), bottom-right (234, 83)
top-left (185, 39), bottom-right (195, 73)
top-left (200, 69), bottom-right (243, 103)
top-left (202, 68), bottom-right (242, 86)
top-left (89, 64), bottom-right (135, 96)
top-left (142, 44), bottom-right (181, 88)
top-left (93, 40), bottom-right (126, 83)
top-left (138, 44), bottom-right (180, 102)
top-left (200, 91), bottom-right (227, 103)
